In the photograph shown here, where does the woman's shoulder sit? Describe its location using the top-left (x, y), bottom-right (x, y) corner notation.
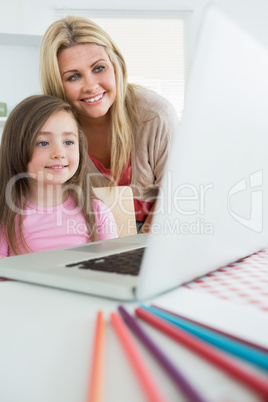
top-left (132, 86), bottom-right (177, 119)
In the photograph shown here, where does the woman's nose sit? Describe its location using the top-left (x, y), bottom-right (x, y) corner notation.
top-left (83, 73), bottom-right (98, 92)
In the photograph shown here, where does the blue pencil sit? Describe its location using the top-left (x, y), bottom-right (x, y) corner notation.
top-left (142, 305), bottom-right (268, 371)
top-left (118, 305), bottom-right (206, 402)
top-left (152, 304), bottom-right (268, 354)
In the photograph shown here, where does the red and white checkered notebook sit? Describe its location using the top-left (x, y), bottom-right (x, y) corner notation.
top-left (186, 248), bottom-right (268, 313)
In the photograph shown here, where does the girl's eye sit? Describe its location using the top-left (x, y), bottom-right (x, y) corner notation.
top-left (38, 141), bottom-right (48, 147)
top-left (65, 140), bottom-right (74, 146)
top-left (94, 65), bottom-right (105, 73)
top-left (67, 73), bottom-right (80, 82)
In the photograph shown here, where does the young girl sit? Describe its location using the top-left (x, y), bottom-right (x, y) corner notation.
top-left (0, 95), bottom-right (117, 258)
top-left (40, 16), bottom-right (179, 234)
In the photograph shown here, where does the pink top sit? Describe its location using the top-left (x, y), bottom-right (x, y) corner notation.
top-left (0, 197), bottom-right (117, 258)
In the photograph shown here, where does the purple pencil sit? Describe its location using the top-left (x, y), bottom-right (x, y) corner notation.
top-left (118, 305), bottom-right (206, 402)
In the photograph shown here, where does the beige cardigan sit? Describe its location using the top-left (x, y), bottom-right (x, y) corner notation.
top-left (87, 87), bottom-right (179, 202)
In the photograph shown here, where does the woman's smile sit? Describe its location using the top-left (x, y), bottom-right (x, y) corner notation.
top-left (81, 92), bottom-right (105, 104)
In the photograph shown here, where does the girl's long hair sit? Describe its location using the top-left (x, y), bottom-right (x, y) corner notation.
top-left (40, 15), bottom-right (141, 185)
top-left (0, 94), bottom-right (98, 255)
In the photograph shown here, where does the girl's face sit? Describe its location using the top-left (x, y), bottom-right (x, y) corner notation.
top-left (27, 111), bottom-right (80, 188)
top-left (57, 43), bottom-right (116, 123)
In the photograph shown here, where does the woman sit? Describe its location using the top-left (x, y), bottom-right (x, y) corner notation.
top-left (40, 16), bottom-right (179, 233)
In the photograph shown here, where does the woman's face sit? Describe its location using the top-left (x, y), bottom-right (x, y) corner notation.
top-left (58, 43), bottom-right (116, 123)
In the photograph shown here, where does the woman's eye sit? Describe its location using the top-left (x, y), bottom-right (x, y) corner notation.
top-left (94, 65), bottom-right (105, 73)
top-left (65, 140), bottom-right (74, 146)
top-left (67, 73), bottom-right (80, 82)
top-left (38, 141), bottom-right (48, 147)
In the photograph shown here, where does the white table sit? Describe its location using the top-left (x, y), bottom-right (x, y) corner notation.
top-left (1, 279), bottom-right (267, 402)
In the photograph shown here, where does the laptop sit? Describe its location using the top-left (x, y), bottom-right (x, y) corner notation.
top-left (1, 2), bottom-right (268, 301)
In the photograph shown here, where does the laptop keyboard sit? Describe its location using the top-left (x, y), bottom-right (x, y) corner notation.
top-left (65, 247), bottom-right (145, 276)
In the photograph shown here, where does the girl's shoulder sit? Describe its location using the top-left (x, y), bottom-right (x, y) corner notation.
top-left (92, 198), bottom-right (111, 214)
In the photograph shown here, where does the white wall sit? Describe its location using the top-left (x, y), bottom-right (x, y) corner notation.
top-left (0, 0), bottom-right (199, 35)
top-left (0, 43), bottom-right (41, 113)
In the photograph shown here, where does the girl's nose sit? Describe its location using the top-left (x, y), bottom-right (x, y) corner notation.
top-left (51, 145), bottom-right (65, 159)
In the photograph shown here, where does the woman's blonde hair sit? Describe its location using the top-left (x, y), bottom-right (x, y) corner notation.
top-left (0, 94), bottom-right (98, 255)
top-left (40, 16), bottom-right (140, 184)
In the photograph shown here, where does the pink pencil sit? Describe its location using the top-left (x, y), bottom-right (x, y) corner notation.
top-left (110, 312), bottom-right (168, 402)
top-left (88, 311), bottom-right (105, 402)
top-left (136, 307), bottom-right (268, 400)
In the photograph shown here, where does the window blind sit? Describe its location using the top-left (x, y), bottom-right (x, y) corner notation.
top-left (54, 9), bottom-right (193, 120)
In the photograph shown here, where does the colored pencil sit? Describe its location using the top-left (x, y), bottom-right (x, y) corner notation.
top-left (110, 311), bottom-right (168, 402)
top-left (136, 306), bottom-right (268, 399)
top-left (118, 305), bottom-right (206, 402)
top-left (152, 304), bottom-right (268, 354)
top-left (142, 305), bottom-right (268, 371)
top-left (88, 311), bottom-right (105, 402)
